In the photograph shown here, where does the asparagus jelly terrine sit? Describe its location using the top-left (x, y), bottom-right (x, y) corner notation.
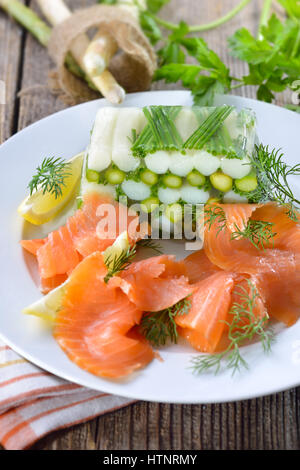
top-left (80, 105), bottom-right (258, 226)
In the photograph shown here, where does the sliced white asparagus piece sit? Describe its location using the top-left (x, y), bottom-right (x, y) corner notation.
top-left (174, 108), bottom-right (199, 142)
top-left (112, 108), bottom-right (146, 172)
top-left (246, 130), bottom-right (256, 153)
top-left (158, 187), bottom-right (181, 205)
top-left (81, 179), bottom-right (116, 199)
top-left (223, 190), bottom-right (249, 203)
top-left (223, 110), bottom-right (239, 139)
top-left (220, 156), bottom-right (251, 179)
top-left (168, 151), bottom-right (195, 177)
top-left (83, 31), bottom-right (118, 77)
top-left (180, 184), bottom-right (210, 204)
top-left (36, 0), bottom-right (125, 104)
top-left (193, 150), bottom-right (221, 176)
top-left (88, 107), bottom-right (119, 172)
top-left (145, 151), bottom-right (171, 174)
top-left (93, 71), bottom-right (125, 104)
top-left (121, 180), bottom-right (151, 201)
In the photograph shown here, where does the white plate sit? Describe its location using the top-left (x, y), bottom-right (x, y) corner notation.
top-left (1, 91), bottom-right (300, 404)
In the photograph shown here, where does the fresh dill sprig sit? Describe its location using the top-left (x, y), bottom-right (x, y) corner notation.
top-left (104, 245), bottom-right (137, 284)
top-left (231, 220), bottom-right (276, 251)
top-left (250, 144), bottom-right (300, 220)
top-left (204, 205), bottom-right (226, 235)
top-left (137, 239), bottom-right (163, 254)
top-left (140, 296), bottom-right (192, 347)
top-left (28, 157), bottom-right (72, 199)
top-left (190, 280), bottom-right (274, 376)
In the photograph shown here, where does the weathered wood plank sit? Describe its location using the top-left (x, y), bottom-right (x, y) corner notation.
top-left (0, 0), bottom-right (299, 451)
top-left (0, 0), bottom-right (26, 143)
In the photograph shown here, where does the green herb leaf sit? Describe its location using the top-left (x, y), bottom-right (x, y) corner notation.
top-left (104, 244), bottom-right (137, 284)
top-left (146, 0), bottom-right (170, 14)
top-left (231, 220), bottom-right (276, 251)
top-left (204, 205), bottom-right (227, 235)
top-left (228, 28), bottom-right (272, 64)
top-left (137, 238), bottom-right (162, 253)
top-left (140, 296), bottom-right (191, 347)
top-left (249, 144), bottom-right (300, 218)
top-left (139, 10), bottom-right (163, 45)
top-left (28, 157), bottom-right (71, 199)
top-left (190, 280), bottom-right (274, 375)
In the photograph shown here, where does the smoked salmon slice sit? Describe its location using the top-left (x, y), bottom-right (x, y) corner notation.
top-left (54, 252), bottom-right (154, 378)
top-left (183, 250), bottom-right (221, 284)
top-left (111, 255), bottom-right (194, 312)
top-left (176, 272), bottom-right (236, 353)
top-left (21, 238), bottom-right (45, 255)
top-left (204, 203), bottom-right (298, 275)
top-left (21, 192), bottom-right (145, 286)
top-left (254, 270), bottom-right (300, 326)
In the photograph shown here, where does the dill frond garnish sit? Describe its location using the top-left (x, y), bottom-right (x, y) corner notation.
top-left (249, 144), bottom-right (300, 220)
top-left (231, 220), bottom-right (276, 251)
top-left (137, 239), bottom-right (162, 254)
top-left (28, 157), bottom-right (72, 199)
top-left (204, 205), bottom-right (226, 235)
top-left (184, 105), bottom-right (233, 149)
top-left (190, 280), bottom-right (274, 375)
top-left (140, 296), bottom-right (192, 347)
top-left (104, 245), bottom-right (137, 284)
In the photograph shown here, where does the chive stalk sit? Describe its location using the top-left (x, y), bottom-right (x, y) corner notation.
top-left (184, 106), bottom-right (234, 150)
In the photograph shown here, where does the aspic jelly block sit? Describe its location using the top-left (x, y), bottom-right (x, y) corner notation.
top-left (82, 105), bottom-right (258, 227)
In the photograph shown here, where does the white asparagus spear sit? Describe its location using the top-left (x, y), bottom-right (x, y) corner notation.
top-left (35, 0), bottom-right (125, 104)
top-left (83, 31), bottom-right (118, 77)
top-left (88, 107), bottom-right (119, 172)
top-left (175, 108), bottom-right (199, 142)
top-left (112, 108), bottom-right (147, 172)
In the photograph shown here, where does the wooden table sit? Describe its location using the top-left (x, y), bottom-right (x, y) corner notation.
top-left (0, 0), bottom-right (299, 450)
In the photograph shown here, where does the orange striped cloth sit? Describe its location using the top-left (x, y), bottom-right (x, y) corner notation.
top-left (0, 340), bottom-right (134, 450)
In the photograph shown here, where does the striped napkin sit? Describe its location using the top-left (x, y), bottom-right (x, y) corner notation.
top-left (0, 339), bottom-right (134, 450)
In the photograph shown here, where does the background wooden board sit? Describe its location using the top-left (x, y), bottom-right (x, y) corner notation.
top-left (0, 0), bottom-right (299, 450)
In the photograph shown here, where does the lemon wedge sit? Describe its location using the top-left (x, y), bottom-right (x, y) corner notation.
top-left (18, 152), bottom-right (84, 225)
top-left (103, 231), bottom-right (130, 269)
top-left (24, 232), bottom-right (131, 321)
top-left (23, 281), bottom-right (68, 322)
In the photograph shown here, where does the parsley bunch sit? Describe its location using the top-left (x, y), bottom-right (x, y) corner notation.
top-left (155, 1), bottom-right (300, 108)
top-left (98, 0), bottom-right (300, 111)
